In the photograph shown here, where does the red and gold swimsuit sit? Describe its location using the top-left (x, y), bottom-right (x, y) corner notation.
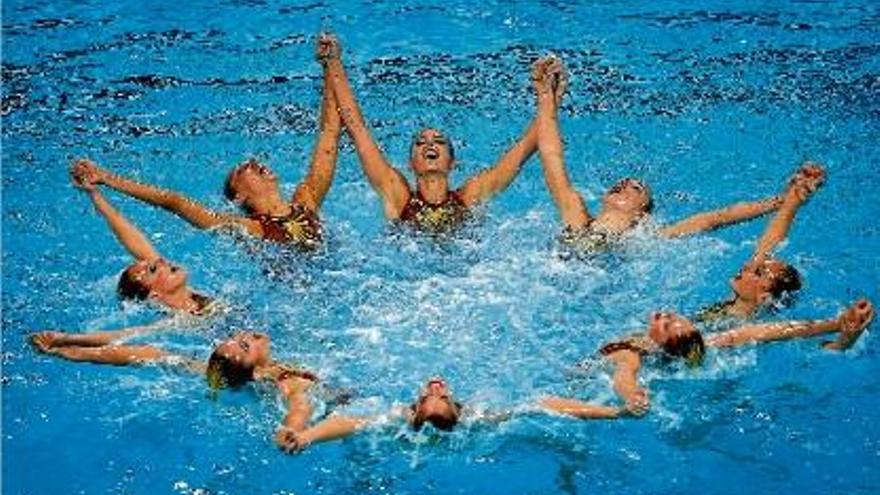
top-left (253, 205), bottom-right (322, 250)
top-left (398, 190), bottom-right (469, 234)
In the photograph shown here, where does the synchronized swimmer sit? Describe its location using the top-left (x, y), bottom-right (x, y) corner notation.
top-left (29, 33), bottom-right (875, 454)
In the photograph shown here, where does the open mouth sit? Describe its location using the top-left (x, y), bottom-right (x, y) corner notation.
top-left (423, 148), bottom-right (440, 160)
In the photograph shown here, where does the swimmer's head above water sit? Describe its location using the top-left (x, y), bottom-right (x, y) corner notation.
top-left (601, 177), bottom-right (654, 219)
top-left (118, 258), bottom-right (188, 302)
top-left (409, 377), bottom-right (462, 431)
top-left (224, 158), bottom-right (283, 215)
top-left (206, 331), bottom-right (272, 389)
top-left (731, 258), bottom-right (802, 306)
top-left (648, 311), bottom-right (705, 365)
top-left (410, 128), bottom-right (456, 178)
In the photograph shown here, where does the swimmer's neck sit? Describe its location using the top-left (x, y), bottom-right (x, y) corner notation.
top-left (594, 208), bottom-right (642, 234)
top-left (416, 174), bottom-right (451, 205)
top-left (247, 192), bottom-right (292, 217)
top-left (158, 287), bottom-right (204, 314)
top-left (726, 296), bottom-right (759, 318)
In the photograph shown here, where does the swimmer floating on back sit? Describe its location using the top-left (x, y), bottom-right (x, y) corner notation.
top-left (275, 376), bottom-right (467, 453)
top-left (73, 49), bottom-right (342, 250)
top-left (34, 166), bottom-right (217, 345)
top-left (318, 33), bottom-right (543, 234)
top-left (541, 299), bottom-right (874, 420)
top-left (699, 163), bottom-right (825, 320)
top-left (532, 55), bottom-right (810, 252)
top-left (30, 329), bottom-right (321, 443)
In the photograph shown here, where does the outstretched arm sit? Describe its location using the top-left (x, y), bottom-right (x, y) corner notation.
top-left (661, 162), bottom-right (824, 240)
top-left (456, 120), bottom-right (538, 207)
top-left (277, 414), bottom-right (371, 453)
top-left (533, 57), bottom-right (591, 230)
top-left (319, 34), bottom-right (410, 219)
top-left (540, 349), bottom-right (648, 420)
top-left (72, 159), bottom-right (258, 234)
top-left (705, 298), bottom-right (874, 350)
top-left (659, 195), bottom-right (782, 238)
top-left (291, 59), bottom-right (343, 212)
top-left (751, 163), bottom-right (825, 263)
top-left (30, 319), bottom-right (178, 349)
top-left (33, 341), bottom-right (169, 366)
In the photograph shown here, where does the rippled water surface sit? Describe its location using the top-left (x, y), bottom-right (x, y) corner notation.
top-left (3, 1), bottom-right (880, 494)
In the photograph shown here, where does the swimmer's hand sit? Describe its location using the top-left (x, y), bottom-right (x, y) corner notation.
top-left (824, 298), bottom-right (874, 351)
top-left (70, 159), bottom-right (105, 191)
top-left (532, 55), bottom-right (567, 105)
top-left (30, 331), bottom-right (63, 354)
top-left (275, 427), bottom-right (308, 454)
top-left (620, 389), bottom-right (650, 417)
top-left (787, 162), bottom-right (825, 202)
top-left (316, 33), bottom-right (341, 64)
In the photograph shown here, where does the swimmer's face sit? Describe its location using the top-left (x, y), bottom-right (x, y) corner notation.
top-left (412, 377), bottom-right (460, 429)
top-left (214, 331), bottom-right (272, 368)
top-left (731, 259), bottom-right (788, 303)
top-left (227, 160), bottom-right (280, 206)
top-left (410, 129), bottom-right (454, 177)
top-left (602, 178), bottom-right (652, 216)
top-left (129, 258), bottom-right (188, 297)
top-left (648, 311), bottom-right (697, 347)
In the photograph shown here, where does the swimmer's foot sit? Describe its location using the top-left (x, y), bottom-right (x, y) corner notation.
top-left (30, 331), bottom-right (64, 353)
top-left (824, 298), bottom-right (874, 351)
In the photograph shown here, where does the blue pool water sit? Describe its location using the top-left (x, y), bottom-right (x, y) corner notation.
top-left (3, 1), bottom-right (880, 493)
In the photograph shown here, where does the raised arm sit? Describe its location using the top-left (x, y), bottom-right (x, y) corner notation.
top-left (291, 57), bottom-right (343, 212)
top-left (540, 349), bottom-right (649, 420)
top-left (318, 34), bottom-right (410, 218)
top-left (705, 298), bottom-right (874, 350)
top-left (73, 171), bottom-right (160, 261)
top-left (73, 159), bottom-right (254, 233)
top-left (456, 119), bottom-right (538, 206)
top-left (660, 162), bottom-right (824, 239)
top-left (533, 57), bottom-right (591, 230)
top-left (659, 195), bottom-right (782, 238)
top-left (751, 163), bottom-right (825, 263)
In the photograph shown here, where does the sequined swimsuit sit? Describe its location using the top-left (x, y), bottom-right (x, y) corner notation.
top-left (253, 204), bottom-right (322, 250)
top-left (398, 190), bottom-right (469, 233)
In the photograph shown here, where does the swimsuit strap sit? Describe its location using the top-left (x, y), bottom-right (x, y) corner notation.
top-left (599, 334), bottom-right (652, 356)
